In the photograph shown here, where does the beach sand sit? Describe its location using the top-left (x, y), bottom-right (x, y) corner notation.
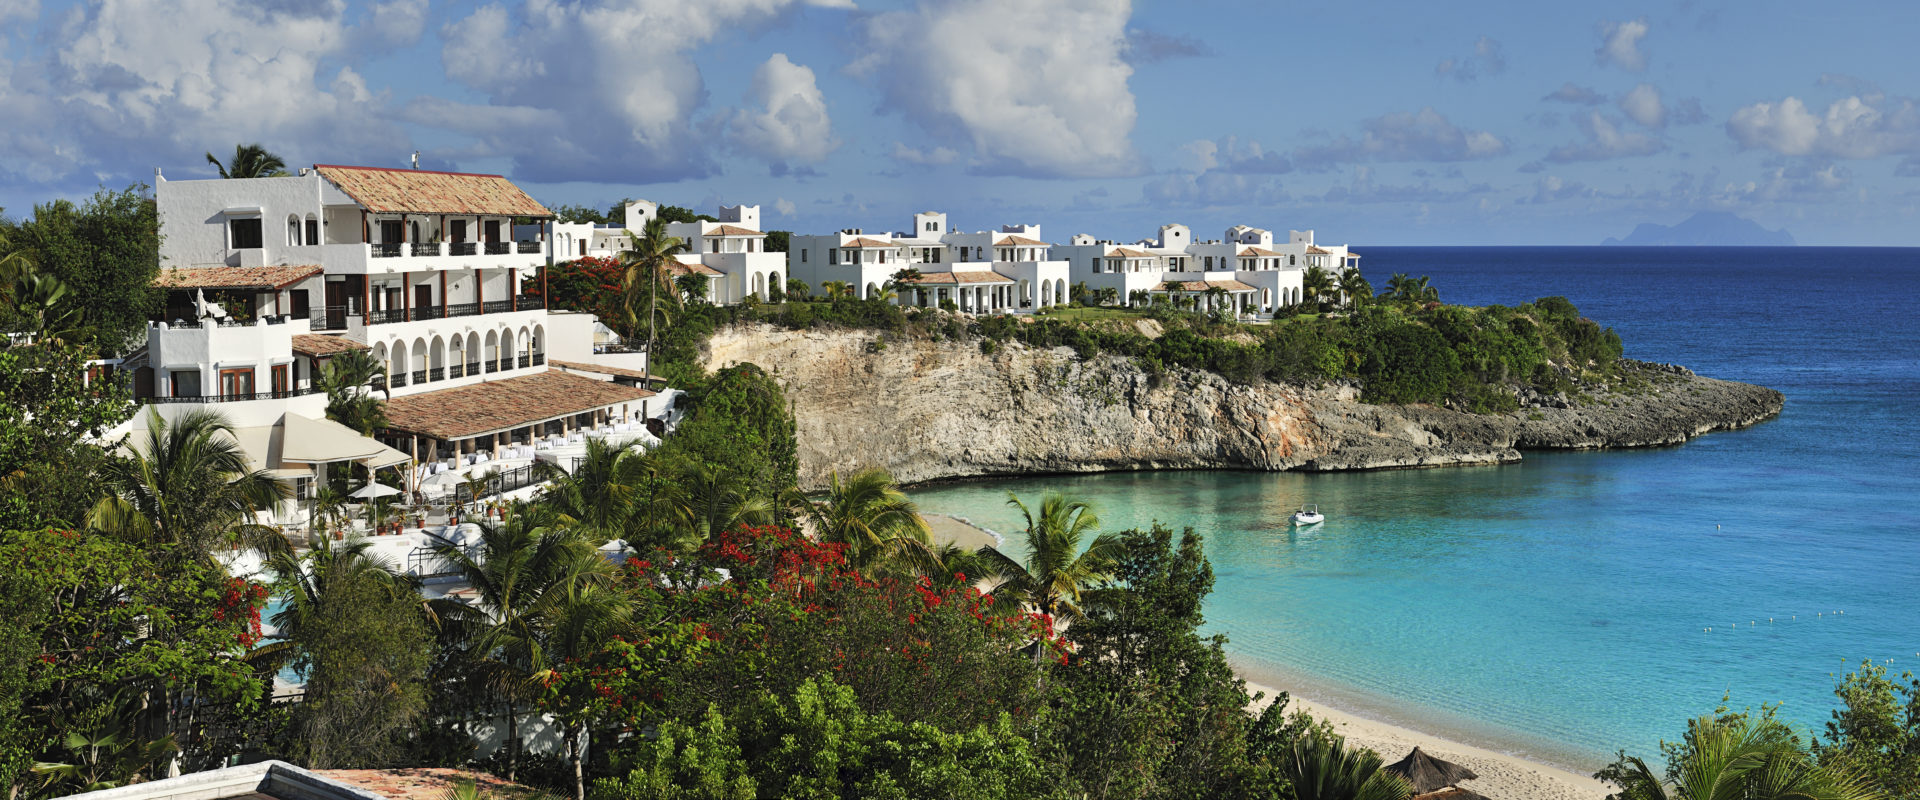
top-left (924, 513), bottom-right (1000, 551)
top-left (1243, 680), bottom-right (1614, 800)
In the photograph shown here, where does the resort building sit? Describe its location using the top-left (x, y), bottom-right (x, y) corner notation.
top-left (546, 200), bottom-right (783, 306)
top-left (787, 212), bottom-right (1072, 312)
top-left (1055, 225), bottom-right (1359, 316)
top-left (125, 164), bottom-right (662, 527)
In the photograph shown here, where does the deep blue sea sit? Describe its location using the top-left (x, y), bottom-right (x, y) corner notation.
top-left (909, 247), bottom-right (1920, 770)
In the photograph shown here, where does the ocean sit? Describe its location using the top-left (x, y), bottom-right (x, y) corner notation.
top-left (907, 247), bottom-right (1920, 771)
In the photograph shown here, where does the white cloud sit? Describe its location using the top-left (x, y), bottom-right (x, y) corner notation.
top-left (1435, 35), bottom-right (1506, 82)
top-left (1178, 135), bottom-right (1291, 174)
top-left (1524, 175), bottom-right (1597, 204)
top-left (1596, 17), bottom-right (1649, 72)
top-left (0, 0), bottom-right (37, 24)
top-left (1726, 94), bottom-right (1920, 159)
top-left (0, 0), bottom-right (405, 185)
top-left (1543, 82), bottom-right (1606, 105)
top-left (730, 53), bottom-right (838, 166)
top-left (1293, 108), bottom-right (1507, 168)
top-left (1547, 111), bottom-right (1666, 162)
top-left (1619, 83), bottom-right (1666, 128)
top-left (890, 142), bottom-right (960, 166)
top-left (850, 0), bottom-right (1143, 178)
top-left (774, 197), bottom-right (797, 216)
top-left (430, 0), bottom-right (852, 183)
top-left (1143, 171), bottom-right (1286, 207)
top-left (361, 0), bottom-right (429, 48)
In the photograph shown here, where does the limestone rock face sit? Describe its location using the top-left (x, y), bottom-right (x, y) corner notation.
top-left (702, 324), bottom-right (1784, 490)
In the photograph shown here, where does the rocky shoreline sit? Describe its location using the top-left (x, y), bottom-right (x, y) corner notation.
top-left (702, 324), bottom-right (1784, 490)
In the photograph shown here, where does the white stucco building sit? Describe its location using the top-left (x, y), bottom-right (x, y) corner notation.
top-left (1056, 224), bottom-right (1360, 316)
top-left (787, 212), bottom-right (1071, 313)
top-left (126, 164), bottom-right (662, 526)
top-left (546, 200), bottom-right (782, 306)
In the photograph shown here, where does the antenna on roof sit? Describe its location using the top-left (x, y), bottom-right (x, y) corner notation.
top-left (411, 151), bottom-right (420, 170)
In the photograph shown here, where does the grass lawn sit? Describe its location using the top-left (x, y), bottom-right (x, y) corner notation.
top-left (1031, 306), bottom-right (1153, 322)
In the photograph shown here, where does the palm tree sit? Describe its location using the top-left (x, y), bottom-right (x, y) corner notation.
top-left (315, 349), bottom-right (388, 434)
top-left (887, 267), bottom-right (924, 295)
top-left (1337, 270), bottom-right (1373, 313)
top-left (252, 537), bottom-right (420, 673)
top-left (980, 492), bottom-right (1124, 629)
top-left (88, 408), bottom-right (291, 562)
top-left (672, 458), bottom-right (776, 549)
top-left (673, 273), bottom-right (709, 304)
top-left (1302, 266), bottom-right (1335, 308)
top-left (1410, 275), bottom-right (1439, 304)
top-left (426, 507), bottom-right (605, 781)
top-left (1128, 289), bottom-right (1153, 308)
top-left (1383, 272), bottom-right (1415, 302)
top-left (1607, 715), bottom-right (1883, 800)
top-left (205, 143), bottom-right (290, 179)
top-left (619, 217), bottom-right (686, 386)
top-left (790, 468), bottom-right (934, 574)
top-left (538, 437), bottom-right (650, 544)
top-left (786, 277), bottom-right (812, 300)
top-left (1280, 735), bottom-right (1413, 800)
top-left (531, 580), bottom-right (633, 800)
top-left (1203, 285), bottom-right (1231, 316)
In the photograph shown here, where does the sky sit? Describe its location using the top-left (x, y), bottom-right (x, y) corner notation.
top-left (2, 0), bottom-right (1918, 245)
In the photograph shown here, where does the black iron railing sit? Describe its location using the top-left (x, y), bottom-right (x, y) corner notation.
top-left (453, 463), bottom-right (543, 504)
top-left (484, 360), bottom-right (498, 374)
top-left (367, 308), bottom-right (406, 325)
top-left (141, 386), bottom-right (319, 404)
top-left (373, 243), bottom-right (403, 258)
top-left (482, 300), bottom-right (513, 314)
top-left (444, 302), bottom-right (480, 319)
top-left (485, 242), bottom-right (511, 255)
top-left (595, 343), bottom-right (644, 354)
top-left (516, 294), bottom-right (544, 310)
top-left (450, 242), bottom-right (477, 256)
top-left (427, 367), bottom-right (445, 382)
top-left (465, 361), bottom-right (481, 376)
top-left (517, 241), bottom-right (541, 254)
top-left (516, 353), bottom-right (531, 369)
top-left (415, 305), bottom-right (444, 321)
top-left (411, 369), bottom-right (427, 385)
top-left (411, 243), bottom-right (438, 257)
top-left (531, 352), bottom-right (545, 366)
top-left (311, 306), bottom-right (350, 331)
top-left (406, 542), bottom-right (476, 579)
top-left (390, 373), bottom-right (408, 388)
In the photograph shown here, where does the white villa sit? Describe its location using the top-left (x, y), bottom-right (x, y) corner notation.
top-left (1055, 225), bottom-right (1361, 315)
top-left (787, 212), bottom-right (1072, 312)
top-left (126, 164), bottom-right (665, 527)
top-left (547, 200), bottom-right (784, 306)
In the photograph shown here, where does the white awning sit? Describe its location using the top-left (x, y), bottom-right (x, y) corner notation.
top-left (278, 412), bottom-right (411, 466)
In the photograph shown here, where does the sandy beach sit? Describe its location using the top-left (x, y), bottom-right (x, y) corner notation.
top-left (1243, 679), bottom-right (1614, 800)
top-left (924, 512), bottom-right (1001, 550)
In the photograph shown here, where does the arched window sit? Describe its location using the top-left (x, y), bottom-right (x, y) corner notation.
top-left (287, 215), bottom-right (301, 247)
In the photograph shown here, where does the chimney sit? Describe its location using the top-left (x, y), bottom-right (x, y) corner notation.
top-left (411, 151), bottom-right (420, 170)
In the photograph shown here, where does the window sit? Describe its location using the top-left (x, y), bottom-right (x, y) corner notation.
top-left (219, 368), bottom-right (254, 398)
top-left (305, 217), bottom-right (320, 245)
top-left (229, 217), bottom-right (263, 249)
top-left (272, 364), bottom-right (290, 394)
top-left (170, 370), bottom-right (200, 398)
top-left (829, 249), bottom-right (838, 265)
top-left (287, 215), bottom-right (300, 246)
top-left (1204, 256), bottom-right (1213, 269)
top-left (800, 249), bottom-right (808, 263)
top-left (294, 477), bottom-right (312, 501)
top-left (1290, 255), bottom-right (1297, 266)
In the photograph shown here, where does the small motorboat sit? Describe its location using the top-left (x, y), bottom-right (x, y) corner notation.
top-left (1291, 504), bottom-right (1324, 525)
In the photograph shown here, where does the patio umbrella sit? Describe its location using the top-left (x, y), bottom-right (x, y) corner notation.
top-left (1384, 748), bottom-right (1479, 796)
top-left (420, 470), bottom-right (467, 493)
top-left (350, 481), bottom-right (403, 499)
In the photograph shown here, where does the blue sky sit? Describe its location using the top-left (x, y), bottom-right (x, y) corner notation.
top-left (2, 0), bottom-right (1917, 244)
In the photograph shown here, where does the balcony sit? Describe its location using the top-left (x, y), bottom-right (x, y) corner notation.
top-left (311, 306), bottom-right (350, 331)
top-left (142, 385), bottom-right (320, 404)
top-left (295, 241), bottom-right (545, 275)
top-left (518, 241), bottom-right (541, 254)
top-left (450, 243), bottom-right (477, 256)
top-left (410, 243), bottom-right (438, 257)
top-left (485, 242), bottom-right (511, 255)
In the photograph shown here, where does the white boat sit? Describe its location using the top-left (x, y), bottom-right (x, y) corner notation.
top-left (1291, 504), bottom-right (1324, 525)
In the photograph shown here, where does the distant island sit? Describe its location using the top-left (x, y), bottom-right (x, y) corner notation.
top-left (1602, 211), bottom-right (1796, 246)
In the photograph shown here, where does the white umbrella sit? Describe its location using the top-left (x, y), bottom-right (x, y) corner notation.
top-left (420, 470), bottom-right (466, 494)
top-left (351, 481), bottom-right (403, 499)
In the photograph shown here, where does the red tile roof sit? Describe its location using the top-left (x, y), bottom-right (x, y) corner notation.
top-left (1305, 245), bottom-right (1334, 255)
top-left (1108, 247), bottom-right (1156, 258)
top-left (703, 224), bottom-right (763, 237)
top-left (383, 370), bottom-right (655, 440)
top-left (664, 260), bottom-right (725, 277)
top-left (1238, 247), bottom-right (1285, 257)
top-left (994, 235), bottom-right (1050, 247)
top-left (291, 334), bottom-right (371, 357)
top-left (314, 165), bottom-right (553, 218)
top-left (903, 270), bottom-right (1015, 285)
top-left (1158, 279), bottom-right (1256, 292)
top-left (550, 359), bottom-right (655, 382)
top-left (153, 265), bottom-right (321, 290)
top-left (840, 237), bottom-right (900, 248)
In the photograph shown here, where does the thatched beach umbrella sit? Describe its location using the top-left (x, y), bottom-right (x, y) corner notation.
top-left (1412, 789), bottom-right (1490, 800)
top-left (1384, 747), bottom-right (1479, 795)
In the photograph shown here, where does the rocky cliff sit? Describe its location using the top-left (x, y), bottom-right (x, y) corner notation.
top-left (702, 324), bottom-right (1784, 490)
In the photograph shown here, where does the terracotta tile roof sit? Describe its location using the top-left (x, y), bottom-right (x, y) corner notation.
top-left (904, 270), bottom-right (1014, 285)
top-left (153, 265), bottom-right (321, 290)
top-left (1108, 247), bottom-right (1157, 258)
top-left (1158, 279), bottom-right (1256, 292)
top-left (551, 359), bottom-right (656, 382)
top-left (291, 334), bottom-right (371, 357)
top-left (664, 260), bottom-right (725, 277)
top-left (313, 164), bottom-right (553, 218)
top-left (994, 235), bottom-right (1050, 247)
top-left (703, 224), bottom-right (763, 237)
top-left (840, 237), bottom-right (900, 248)
top-left (1305, 245), bottom-right (1334, 255)
top-left (1238, 247), bottom-right (1285, 257)
top-left (383, 370), bottom-right (655, 440)
top-left (1345, 250), bottom-right (1360, 257)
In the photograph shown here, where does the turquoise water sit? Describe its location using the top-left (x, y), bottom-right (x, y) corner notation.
top-left (907, 247), bottom-right (1920, 770)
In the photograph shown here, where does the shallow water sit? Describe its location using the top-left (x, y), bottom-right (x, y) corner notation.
top-left (908, 247), bottom-right (1920, 768)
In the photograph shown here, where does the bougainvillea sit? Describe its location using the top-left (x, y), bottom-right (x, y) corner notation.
top-left (527, 256), bottom-right (627, 333)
